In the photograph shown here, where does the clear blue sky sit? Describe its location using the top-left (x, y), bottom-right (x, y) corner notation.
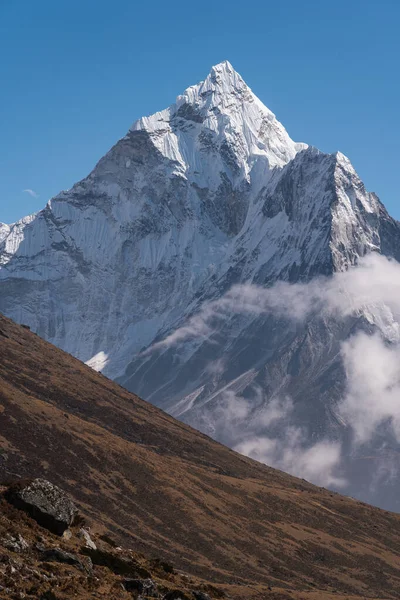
top-left (1, 0), bottom-right (399, 224)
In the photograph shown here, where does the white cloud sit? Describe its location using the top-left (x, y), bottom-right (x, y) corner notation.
top-left (339, 332), bottom-right (400, 445)
top-left (211, 390), bottom-right (345, 488)
top-left (22, 188), bottom-right (39, 198)
top-left (236, 435), bottom-right (344, 489)
top-left (211, 390), bottom-right (292, 440)
top-left (204, 358), bottom-right (226, 377)
top-left (148, 253), bottom-right (400, 490)
top-left (149, 254), bottom-right (400, 352)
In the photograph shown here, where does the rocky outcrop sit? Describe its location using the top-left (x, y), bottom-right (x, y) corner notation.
top-left (78, 527), bottom-right (96, 550)
top-left (0, 478), bottom-right (224, 600)
top-left (192, 593), bottom-right (211, 600)
top-left (37, 545), bottom-right (91, 573)
top-left (122, 577), bottom-right (157, 595)
top-left (5, 479), bottom-right (78, 535)
top-left (163, 591), bottom-right (192, 600)
top-left (1, 533), bottom-right (29, 553)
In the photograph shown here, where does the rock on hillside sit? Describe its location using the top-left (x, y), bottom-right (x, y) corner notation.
top-left (5, 478), bottom-right (78, 535)
top-left (0, 480), bottom-right (222, 600)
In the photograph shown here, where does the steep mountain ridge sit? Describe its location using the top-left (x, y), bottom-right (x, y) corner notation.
top-left (1, 61), bottom-right (400, 509)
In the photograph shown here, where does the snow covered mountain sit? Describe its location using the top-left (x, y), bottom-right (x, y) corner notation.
top-left (2, 61), bottom-right (400, 510)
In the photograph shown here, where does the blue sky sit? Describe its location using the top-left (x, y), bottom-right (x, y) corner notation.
top-left (1, 0), bottom-right (399, 223)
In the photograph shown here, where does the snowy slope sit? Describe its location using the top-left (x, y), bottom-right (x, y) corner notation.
top-left (0, 61), bottom-right (312, 375)
top-left (1, 61), bottom-right (400, 509)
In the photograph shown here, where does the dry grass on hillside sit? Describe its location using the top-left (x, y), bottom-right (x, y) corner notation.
top-left (1, 314), bottom-right (400, 599)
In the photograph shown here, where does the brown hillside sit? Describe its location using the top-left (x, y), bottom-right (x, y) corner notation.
top-left (0, 314), bottom-right (400, 599)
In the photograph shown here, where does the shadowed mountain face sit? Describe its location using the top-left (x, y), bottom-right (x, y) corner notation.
top-left (1, 313), bottom-right (400, 600)
top-left (1, 61), bottom-right (400, 510)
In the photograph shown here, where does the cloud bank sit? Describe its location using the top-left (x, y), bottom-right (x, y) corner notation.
top-left (151, 253), bottom-right (400, 352)
top-left (149, 253), bottom-right (400, 490)
top-left (211, 391), bottom-right (345, 488)
top-left (340, 332), bottom-right (400, 445)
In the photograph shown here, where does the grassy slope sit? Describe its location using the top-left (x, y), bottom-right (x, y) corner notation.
top-left (1, 314), bottom-right (400, 599)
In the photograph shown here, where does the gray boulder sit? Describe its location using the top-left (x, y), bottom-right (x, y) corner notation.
top-left (123, 578), bottom-right (158, 596)
top-left (1, 533), bottom-right (29, 553)
top-left (163, 591), bottom-right (191, 600)
top-left (39, 547), bottom-right (81, 566)
top-left (5, 478), bottom-right (78, 535)
top-left (78, 527), bottom-right (96, 550)
top-left (38, 546), bottom-right (93, 574)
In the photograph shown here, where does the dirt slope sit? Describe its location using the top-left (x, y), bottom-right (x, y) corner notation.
top-left (1, 314), bottom-right (400, 599)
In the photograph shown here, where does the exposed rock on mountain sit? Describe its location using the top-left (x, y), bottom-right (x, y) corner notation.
top-left (5, 479), bottom-right (78, 535)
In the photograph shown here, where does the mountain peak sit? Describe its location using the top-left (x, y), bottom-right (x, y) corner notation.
top-left (131, 61), bottom-right (304, 173)
top-left (178, 59), bottom-right (252, 109)
top-left (210, 59), bottom-right (235, 72)
top-left (203, 59), bottom-right (246, 91)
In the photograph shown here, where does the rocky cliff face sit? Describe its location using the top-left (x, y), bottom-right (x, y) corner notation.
top-left (1, 61), bottom-right (400, 510)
